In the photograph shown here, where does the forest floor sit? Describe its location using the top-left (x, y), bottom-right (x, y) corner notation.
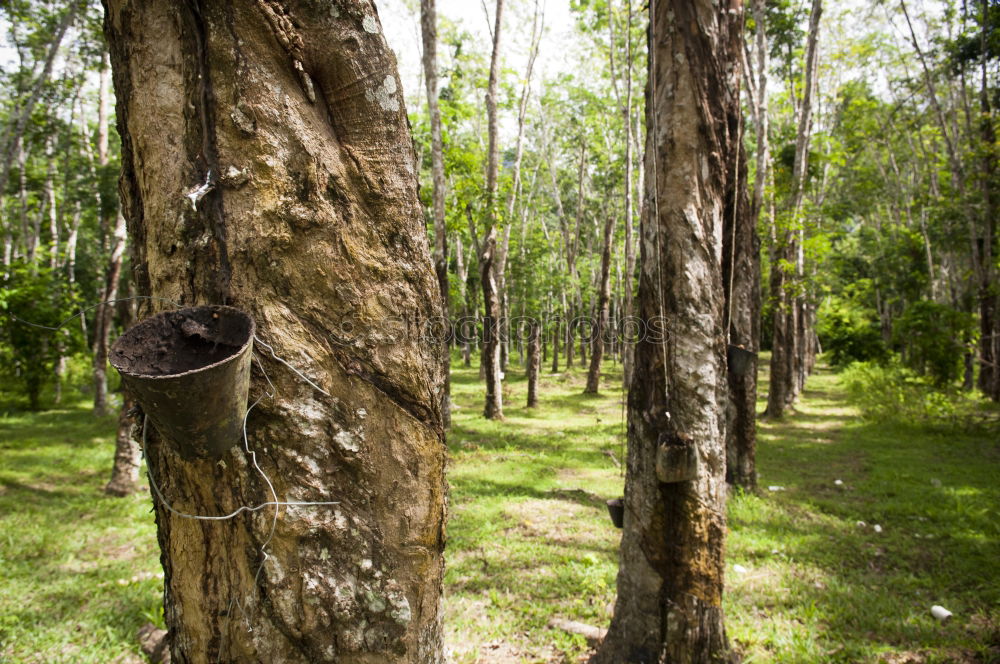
top-left (0, 353), bottom-right (998, 663)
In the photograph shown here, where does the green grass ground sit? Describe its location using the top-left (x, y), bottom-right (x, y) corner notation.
top-left (0, 353), bottom-right (997, 663)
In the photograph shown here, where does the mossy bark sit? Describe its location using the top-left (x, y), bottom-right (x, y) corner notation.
top-left (102, 1), bottom-right (447, 661)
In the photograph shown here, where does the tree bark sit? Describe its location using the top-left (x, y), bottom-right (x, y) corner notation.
top-left (103, 2), bottom-right (447, 662)
top-left (420, 0), bottom-right (451, 426)
top-left (592, 0), bottom-right (739, 660)
top-left (93, 48), bottom-right (119, 416)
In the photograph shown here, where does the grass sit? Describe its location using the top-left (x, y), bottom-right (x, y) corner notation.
top-left (1, 352), bottom-right (998, 663)
top-left (0, 398), bottom-right (161, 664)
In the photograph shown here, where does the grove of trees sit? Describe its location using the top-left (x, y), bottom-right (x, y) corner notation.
top-left (0, 0), bottom-right (996, 660)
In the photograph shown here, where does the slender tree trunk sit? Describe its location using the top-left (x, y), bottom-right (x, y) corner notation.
top-left (765, 0), bottom-right (821, 418)
top-left (526, 320), bottom-right (540, 408)
top-left (977, 0), bottom-right (998, 401)
top-left (622, 0), bottom-right (637, 388)
top-left (585, 212), bottom-right (616, 394)
top-left (106, 295), bottom-right (141, 496)
top-left (64, 202), bottom-right (81, 285)
top-left (480, 0), bottom-right (505, 419)
top-left (93, 212), bottom-right (127, 416)
top-left (481, 228), bottom-right (503, 419)
top-left (551, 314), bottom-right (560, 373)
top-left (98, 51), bottom-right (111, 166)
top-left (593, 0), bottom-right (740, 660)
top-left (724, 7), bottom-right (758, 491)
top-left (44, 140), bottom-right (59, 270)
top-left (565, 303), bottom-right (575, 368)
top-left (455, 235), bottom-right (472, 368)
top-left (103, 2), bottom-right (447, 661)
top-left (420, 0), bottom-right (451, 426)
top-left (18, 143), bottom-right (35, 264)
top-left (105, 393), bottom-right (142, 496)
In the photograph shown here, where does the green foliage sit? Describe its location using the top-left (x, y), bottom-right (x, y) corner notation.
top-left (840, 359), bottom-right (994, 428)
top-left (0, 264), bottom-right (83, 409)
top-left (817, 296), bottom-right (889, 367)
top-left (893, 300), bottom-right (976, 386)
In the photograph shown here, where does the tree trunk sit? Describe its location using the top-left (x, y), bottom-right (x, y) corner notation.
top-left (977, 0), bottom-right (998, 401)
top-left (455, 235), bottom-right (472, 368)
top-left (93, 212), bottom-right (127, 416)
top-left (43, 138), bottom-right (59, 270)
top-left (526, 320), bottom-right (540, 408)
top-left (621, 0), bottom-right (637, 389)
top-left (593, 0), bottom-right (739, 660)
top-left (722, 107), bottom-right (758, 490)
top-left (585, 212), bottom-right (616, 394)
top-left (18, 143), bottom-right (35, 264)
top-left (103, 2), bottom-right (447, 662)
top-left (106, 296), bottom-right (141, 497)
top-left (480, 0), bottom-right (505, 418)
top-left (481, 228), bottom-right (504, 419)
top-left (105, 394), bottom-right (142, 496)
top-left (551, 314), bottom-right (560, 373)
top-left (420, 0), bottom-right (451, 427)
top-left (765, 247), bottom-right (789, 418)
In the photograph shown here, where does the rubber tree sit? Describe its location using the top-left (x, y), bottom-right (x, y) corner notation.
top-left (420, 0), bottom-right (451, 427)
top-left (593, 0), bottom-right (743, 660)
top-left (480, 0), bottom-right (505, 420)
top-left (102, 1), bottom-right (447, 661)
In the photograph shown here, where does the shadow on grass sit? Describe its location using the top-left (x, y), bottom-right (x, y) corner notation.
top-left (731, 366), bottom-right (1000, 661)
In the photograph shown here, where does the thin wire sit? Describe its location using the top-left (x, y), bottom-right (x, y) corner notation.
top-left (252, 335), bottom-right (331, 398)
top-left (7, 295), bottom-right (181, 331)
top-left (141, 416), bottom-right (340, 521)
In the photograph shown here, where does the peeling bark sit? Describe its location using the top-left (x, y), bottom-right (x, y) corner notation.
top-left (102, 1), bottom-right (447, 661)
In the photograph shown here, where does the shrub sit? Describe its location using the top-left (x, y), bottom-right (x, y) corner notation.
top-left (892, 300), bottom-right (976, 386)
top-left (841, 360), bottom-right (996, 429)
top-left (817, 298), bottom-right (889, 367)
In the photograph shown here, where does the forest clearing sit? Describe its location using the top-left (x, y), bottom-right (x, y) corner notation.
top-left (2, 0), bottom-right (999, 661)
top-left (1, 357), bottom-right (997, 663)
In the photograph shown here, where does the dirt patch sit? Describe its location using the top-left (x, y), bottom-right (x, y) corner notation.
top-left (501, 498), bottom-right (609, 549)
